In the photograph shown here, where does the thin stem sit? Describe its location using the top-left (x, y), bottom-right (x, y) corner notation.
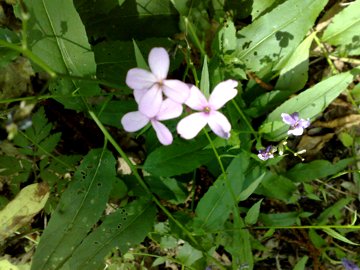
top-left (183, 16), bottom-right (207, 58)
top-left (231, 99), bottom-right (259, 142)
top-left (313, 33), bottom-right (339, 75)
top-left (0, 40), bottom-right (57, 78)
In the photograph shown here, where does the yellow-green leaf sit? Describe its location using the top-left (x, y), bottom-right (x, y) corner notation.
top-left (0, 183), bottom-right (49, 242)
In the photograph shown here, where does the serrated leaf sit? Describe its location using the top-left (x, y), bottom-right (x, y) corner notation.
top-left (66, 200), bottom-right (156, 270)
top-left (323, 228), bottom-right (359, 246)
top-left (322, 0), bottom-right (360, 56)
top-left (233, 0), bottom-right (327, 72)
top-left (143, 137), bottom-right (213, 177)
top-left (260, 71), bottom-right (354, 140)
top-left (24, 0), bottom-right (100, 110)
top-left (31, 148), bottom-right (116, 270)
top-left (0, 183), bottom-right (49, 242)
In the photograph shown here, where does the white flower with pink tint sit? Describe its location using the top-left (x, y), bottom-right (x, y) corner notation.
top-left (177, 80), bottom-right (238, 140)
top-left (121, 99), bottom-right (183, 145)
top-left (126, 47), bottom-right (190, 118)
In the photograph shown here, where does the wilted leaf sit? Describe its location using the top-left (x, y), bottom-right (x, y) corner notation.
top-left (0, 183), bottom-right (49, 242)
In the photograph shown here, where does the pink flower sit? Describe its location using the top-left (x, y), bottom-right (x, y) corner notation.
top-left (177, 80), bottom-right (238, 140)
top-left (121, 99), bottom-right (182, 145)
top-left (126, 47), bottom-right (190, 118)
top-left (281, 112), bottom-right (310, 136)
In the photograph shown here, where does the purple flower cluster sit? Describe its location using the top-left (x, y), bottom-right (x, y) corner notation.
top-left (121, 47), bottom-right (238, 145)
top-left (258, 112), bottom-right (310, 161)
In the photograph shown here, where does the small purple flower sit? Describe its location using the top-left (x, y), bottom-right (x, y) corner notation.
top-left (177, 80), bottom-right (238, 140)
top-left (258, 146), bottom-right (276, 161)
top-left (121, 99), bottom-right (182, 145)
top-left (126, 47), bottom-right (190, 118)
top-left (342, 258), bottom-right (360, 270)
top-left (281, 112), bottom-right (310, 136)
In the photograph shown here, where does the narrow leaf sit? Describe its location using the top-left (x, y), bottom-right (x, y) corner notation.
top-left (200, 55), bottom-right (210, 97)
top-left (245, 199), bottom-right (263, 225)
top-left (31, 149), bottom-right (116, 270)
top-left (323, 228), bottom-right (359, 246)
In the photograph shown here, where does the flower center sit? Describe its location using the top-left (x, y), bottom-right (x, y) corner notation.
top-left (204, 106), bottom-right (211, 114)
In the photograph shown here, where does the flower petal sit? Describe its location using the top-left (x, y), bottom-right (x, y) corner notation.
top-left (151, 120), bottom-right (173, 145)
top-left (126, 68), bottom-right (156, 90)
top-left (156, 99), bottom-right (183, 121)
top-left (183, 84), bottom-right (208, 110)
top-left (281, 112), bottom-right (298, 125)
top-left (162, 80), bottom-right (191, 104)
top-left (133, 88), bottom-right (147, 104)
top-left (148, 47), bottom-right (169, 80)
top-left (121, 111), bottom-right (149, 132)
top-left (138, 84), bottom-right (163, 118)
top-left (208, 111), bottom-right (231, 139)
top-left (177, 112), bottom-right (208, 140)
top-left (288, 127), bottom-right (304, 136)
top-left (209, 80), bottom-right (238, 110)
top-left (299, 118), bottom-right (311, 128)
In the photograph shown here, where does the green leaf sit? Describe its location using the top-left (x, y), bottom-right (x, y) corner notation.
top-left (260, 71), bottom-right (354, 140)
top-left (200, 55), bottom-right (210, 97)
top-left (176, 242), bottom-right (203, 267)
top-left (74, 0), bottom-right (179, 41)
top-left (13, 108), bottom-right (61, 156)
top-left (0, 183), bottom-right (49, 242)
top-left (193, 152), bottom-right (264, 231)
top-left (323, 228), bottom-right (359, 246)
top-left (232, 0), bottom-right (327, 72)
top-left (285, 158), bottom-right (354, 182)
top-left (245, 199), bottom-right (263, 225)
top-left (145, 177), bottom-right (188, 204)
top-left (143, 137), bottom-right (213, 177)
top-left (251, 0), bottom-right (286, 20)
top-left (67, 200), bottom-right (156, 270)
top-left (259, 212), bottom-right (302, 226)
top-left (24, 0), bottom-right (100, 110)
top-left (322, 0), bottom-right (360, 56)
top-left (293, 256), bottom-right (309, 270)
top-left (317, 197), bottom-right (353, 225)
top-left (31, 148), bottom-right (116, 270)
top-left (132, 40), bottom-right (148, 69)
top-left (212, 19), bottom-right (237, 53)
top-left (275, 31), bottom-right (316, 91)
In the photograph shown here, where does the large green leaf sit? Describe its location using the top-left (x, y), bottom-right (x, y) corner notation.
top-left (66, 200), bottom-right (156, 270)
top-left (24, 0), bottom-right (100, 110)
top-left (143, 137), bottom-right (213, 177)
top-left (251, 0), bottom-right (286, 20)
top-left (322, 0), bottom-right (360, 56)
top-left (31, 148), bottom-right (116, 270)
top-left (231, 0), bottom-right (327, 72)
top-left (74, 0), bottom-right (178, 41)
top-left (260, 71), bottom-right (354, 141)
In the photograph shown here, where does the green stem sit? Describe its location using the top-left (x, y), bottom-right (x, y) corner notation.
top-left (231, 99), bottom-right (259, 142)
top-left (183, 16), bottom-right (207, 58)
top-left (313, 34), bottom-right (339, 75)
top-left (0, 40), bottom-right (57, 78)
